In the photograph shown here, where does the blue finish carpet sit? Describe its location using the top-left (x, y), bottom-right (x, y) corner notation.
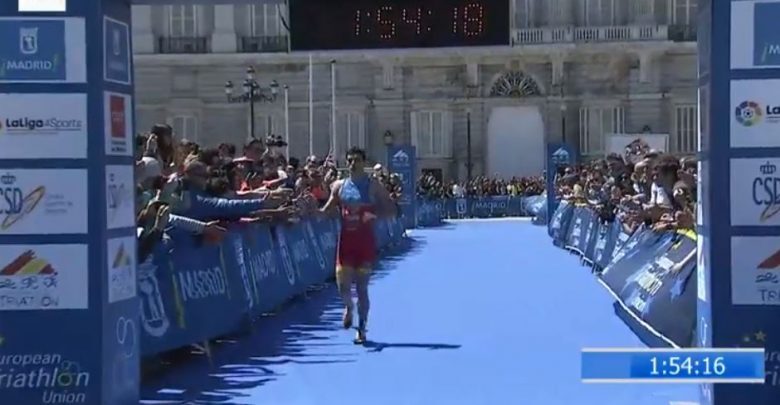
top-left (141, 219), bottom-right (699, 405)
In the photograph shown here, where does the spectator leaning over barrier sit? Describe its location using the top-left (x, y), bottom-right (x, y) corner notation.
top-left (555, 149), bottom-right (696, 235)
top-left (132, 120), bottom-right (409, 278)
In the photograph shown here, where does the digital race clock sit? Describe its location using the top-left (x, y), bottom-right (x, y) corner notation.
top-left (289, 0), bottom-right (510, 51)
top-left (581, 348), bottom-right (765, 383)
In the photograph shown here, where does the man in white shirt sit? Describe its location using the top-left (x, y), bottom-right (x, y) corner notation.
top-left (452, 183), bottom-right (465, 198)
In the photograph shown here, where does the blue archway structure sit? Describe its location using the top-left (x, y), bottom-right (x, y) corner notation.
top-left (0, 0), bottom-right (776, 404)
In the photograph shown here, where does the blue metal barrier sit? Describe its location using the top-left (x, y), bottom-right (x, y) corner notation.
top-left (139, 216), bottom-right (404, 357)
top-left (416, 195), bottom-right (546, 224)
top-left (138, 196), bottom-right (544, 358)
top-left (547, 203), bottom-right (697, 348)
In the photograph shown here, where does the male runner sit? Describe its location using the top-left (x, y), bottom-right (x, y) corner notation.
top-left (321, 147), bottom-right (396, 344)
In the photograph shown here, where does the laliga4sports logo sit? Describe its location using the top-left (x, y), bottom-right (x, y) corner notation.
top-left (0, 173), bottom-right (45, 230)
top-left (735, 100), bottom-right (780, 127)
top-left (0, 116), bottom-right (83, 134)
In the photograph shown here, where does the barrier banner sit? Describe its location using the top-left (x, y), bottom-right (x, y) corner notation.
top-left (139, 235), bottom-right (247, 356)
top-left (578, 209), bottom-right (598, 262)
top-left (303, 218), bottom-right (332, 284)
top-left (470, 196), bottom-right (509, 217)
top-left (523, 195), bottom-right (546, 217)
top-left (533, 203), bottom-right (547, 224)
top-left (550, 201), bottom-right (574, 246)
top-left (414, 196), bottom-right (548, 221)
top-left (565, 207), bottom-right (587, 253)
top-left (617, 232), bottom-right (697, 347)
top-left (416, 200), bottom-right (443, 226)
top-left (585, 217), bottom-right (607, 264)
top-left (138, 246), bottom-right (179, 356)
top-left (240, 224), bottom-right (288, 315)
top-left (373, 217), bottom-right (386, 248)
top-left (611, 224), bottom-right (633, 262)
top-left (312, 217), bottom-right (338, 277)
top-left (455, 198), bottom-right (468, 218)
top-left (284, 223), bottom-right (321, 288)
top-left (272, 225), bottom-right (307, 297)
top-left (610, 225), bottom-right (654, 264)
top-left (592, 220), bottom-right (621, 270)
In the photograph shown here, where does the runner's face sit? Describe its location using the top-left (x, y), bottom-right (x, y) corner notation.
top-left (347, 154), bottom-right (364, 173)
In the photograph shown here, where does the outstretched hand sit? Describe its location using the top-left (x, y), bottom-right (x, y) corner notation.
top-left (203, 221), bottom-right (227, 243)
top-left (362, 212), bottom-right (378, 222)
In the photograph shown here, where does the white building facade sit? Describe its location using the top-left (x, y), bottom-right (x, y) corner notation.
top-left (131, 0), bottom-right (698, 180)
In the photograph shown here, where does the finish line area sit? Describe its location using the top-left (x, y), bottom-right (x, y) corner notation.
top-left (140, 220), bottom-right (698, 405)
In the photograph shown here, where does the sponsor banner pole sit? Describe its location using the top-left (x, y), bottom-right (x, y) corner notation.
top-left (387, 145), bottom-right (417, 228)
top-left (703, 0), bottom-right (780, 403)
top-left (545, 143), bottom-right (571, 226)
top-left (308, 53), bottom-right (314, 156)
top-left (0, 1), bottom-right (138, 404)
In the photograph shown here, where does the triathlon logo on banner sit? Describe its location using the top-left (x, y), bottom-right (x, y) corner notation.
top-left (0, 244), bottom-right (87, 310)
top-left (731, 236), bottom-right (780, 305)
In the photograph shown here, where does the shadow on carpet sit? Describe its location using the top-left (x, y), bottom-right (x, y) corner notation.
top-left (140, 237), bottom-right (427, 404)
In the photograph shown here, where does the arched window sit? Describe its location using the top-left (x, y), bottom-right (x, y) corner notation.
top-left (489, 71), bottom-right (542, 97)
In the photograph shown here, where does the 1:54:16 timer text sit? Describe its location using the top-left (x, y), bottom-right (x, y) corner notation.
top-left (353, 3), bottom-right (486, 40)
top-left (650, 356), bottom-right (726, 376)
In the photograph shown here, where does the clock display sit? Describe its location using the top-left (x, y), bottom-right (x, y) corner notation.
top-left (581, 348), bottom-right (765, 383)
top-left (289, 0), bottom-right (510, 51)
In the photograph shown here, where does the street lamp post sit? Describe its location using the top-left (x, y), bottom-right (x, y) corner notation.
top-left (560, 103), bottom-right (567, 145)
top-left (466, 109), bottom-right (473, 183)
top-left (283, 84), bottom-right (290, 157)
top-left (224, 66), bottom-right (281, 139)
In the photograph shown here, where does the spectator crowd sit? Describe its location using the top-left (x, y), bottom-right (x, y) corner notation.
top-left (554, 142), bottom-right (696, 234)
top-left (133, 124), bottom-right (403, 261)
top-left (416, 173), bottom-right (545, 200)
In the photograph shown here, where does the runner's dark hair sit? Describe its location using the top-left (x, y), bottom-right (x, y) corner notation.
top-left (345, 146), bottom-right (367, 160)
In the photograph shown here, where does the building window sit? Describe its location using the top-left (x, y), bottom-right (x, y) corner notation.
top-left (249, 4), bottom-right (286, 37)
top-left (411, 111), bottom-right (452, 158)
top-left (545, 0), bottom-right (571, 25)
top-left (631, 0), bottom-right (655, 23)
top-left (668, 0), bottom-right (697, 25)
top-left (513, 0), bottom-right (538, 28)
top-left (578, 106), bottom-right (624, 156)
top-left (335, 111), bottom-right (366, 159)
top-left (581, 0), bottom-right (616, 26)
top-left (169, 115), bottom-right (199, 142)
top-left (167, 5), bottom-right (198, 37)
top-left (674, 104), bottom-right (697, 153)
